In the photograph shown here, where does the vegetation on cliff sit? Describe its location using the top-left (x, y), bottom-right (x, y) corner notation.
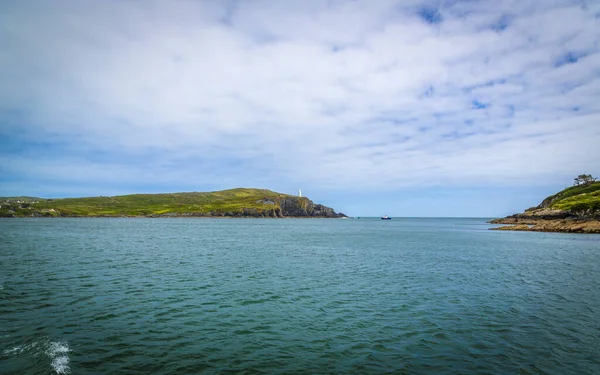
top-left (491, 175), bottom-right (600, 233)
top-left (537, 181), bottom-right (600, 212)
top-left (0, 188), bottom-right (346, 218)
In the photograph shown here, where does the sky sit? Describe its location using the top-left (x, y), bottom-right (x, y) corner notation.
top-left (1, 0), bottom-right (599, 217)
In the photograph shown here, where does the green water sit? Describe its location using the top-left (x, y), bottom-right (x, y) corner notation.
top-left (1, 218), bottom-right (599, 374)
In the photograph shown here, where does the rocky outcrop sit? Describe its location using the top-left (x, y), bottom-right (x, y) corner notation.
top-left (490, 219), bottom-right (600, 234)
top-left (490, 208), bottom-right (573, 222)
top-left (149, 207), bottom-right (285, 218)
top-left (490, 205), bottom-right (600, 223)
top-left (490, 198), bottom-right (600, 234)
top-left (276, 197), bottom-right (346, 218)
top-left (146, 197), bottom-right (346, 218)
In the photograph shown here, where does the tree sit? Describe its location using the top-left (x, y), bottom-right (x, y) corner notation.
top-left (573, 174), bottom-right (597, 186)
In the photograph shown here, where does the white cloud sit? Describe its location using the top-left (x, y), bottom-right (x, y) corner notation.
top-left (0, 0), bottom-right (599, 195)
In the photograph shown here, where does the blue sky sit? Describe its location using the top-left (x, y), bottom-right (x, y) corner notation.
top-left (1, 0), bottom-right (599, 217)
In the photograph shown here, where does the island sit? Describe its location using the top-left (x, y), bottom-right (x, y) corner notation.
top-left (0, 188), bottom-right (347, 218)
top-left (490, 175), bottom-right (600, 234)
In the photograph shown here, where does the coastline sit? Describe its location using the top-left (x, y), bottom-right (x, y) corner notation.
top-left (0, 189), bottom-right (347, 219)
top-left (488, 181), bottom-right (600, 234)
top-left (489, 218), bottom-right (600, 234)
top-left (0, 214), bottom-right (346, 219)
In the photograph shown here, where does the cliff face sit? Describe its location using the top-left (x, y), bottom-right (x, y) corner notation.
top-left (200, 197), bottom-right (346, 218)
top-left (276, 197), bottom-right (345, 218)
top-left (202, 196), bottom-right (346, 218)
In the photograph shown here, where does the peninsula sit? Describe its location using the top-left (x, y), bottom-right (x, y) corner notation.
top-left (490, 176), bottom-right (600, 234)
top-left (0, 188), bottom-right (347, 218)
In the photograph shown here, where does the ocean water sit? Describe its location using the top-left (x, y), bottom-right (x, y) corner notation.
top-left (1, 217), bottom-right (599, 374)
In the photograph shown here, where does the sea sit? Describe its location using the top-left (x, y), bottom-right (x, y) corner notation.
top-left (1, 218), bottom-right (599, 374)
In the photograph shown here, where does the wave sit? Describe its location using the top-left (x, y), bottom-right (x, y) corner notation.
top-left (46, 341), bottom-right (71, 374)
top-left (3, 338), bottom-right (71, 374)
top-left (2, 341), bottom-right (41, 356)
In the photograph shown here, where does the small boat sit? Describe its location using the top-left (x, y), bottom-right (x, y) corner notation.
top-left (381, 216), bottom-right (391, 220)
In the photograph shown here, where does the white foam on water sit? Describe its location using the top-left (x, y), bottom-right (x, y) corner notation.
top-left (51, 355), bottom-right (70, 374)
top-left (3, 345), bottom-right (23, 355)
top-left (46, 341), bottom-right (71, 374)
top-left (3, 341), bottom-right (40, 356)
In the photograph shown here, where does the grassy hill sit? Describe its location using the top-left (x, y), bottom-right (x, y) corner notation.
top-left (537, 182), bottom-right (600, 212)
top-left (0, 188), bottom-right (321, 217)
top-left (490, 181), bottom-right (600, 233)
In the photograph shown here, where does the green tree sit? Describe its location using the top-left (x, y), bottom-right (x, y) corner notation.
top-left (573, 174), bottom-right (597, 186)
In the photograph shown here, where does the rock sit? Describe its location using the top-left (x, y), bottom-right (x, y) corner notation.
top-left (275, 197), bottom-right (346, 218)
top-left (490, 219), bottom-right (600, 234)
top-left (491, 224), bottom-right (531, 231)
top-left (256, 199), bottom-right (275, 205)
top-left (490, 184), bottom-right (600, 234)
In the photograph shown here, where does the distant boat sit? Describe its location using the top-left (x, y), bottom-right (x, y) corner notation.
top-left (381, 216), bottom-right (391, 220)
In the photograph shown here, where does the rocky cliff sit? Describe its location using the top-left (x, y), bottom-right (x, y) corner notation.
top-left (277, 197), bottom-right (345, 218)
top-left (203, 197), bottom-right (346, 218)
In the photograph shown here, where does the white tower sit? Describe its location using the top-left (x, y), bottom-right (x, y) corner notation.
top-left (298, 189), bottom-right (302, 197)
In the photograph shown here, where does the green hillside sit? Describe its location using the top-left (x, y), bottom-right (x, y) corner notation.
top-left (491, 180), bottom-right (600, 232)
top-left (0, 188), bottom-right (297, 217)
top-left (539, 182), bottom-right (600, 212)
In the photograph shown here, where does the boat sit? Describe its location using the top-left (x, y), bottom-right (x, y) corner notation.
top-left (381, 216), bottom-right (391, 220)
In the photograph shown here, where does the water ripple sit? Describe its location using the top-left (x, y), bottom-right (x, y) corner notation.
top-left (1, 218), bottom-right (599, 374)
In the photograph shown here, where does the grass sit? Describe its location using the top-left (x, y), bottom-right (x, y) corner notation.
top-left (545, 182), bottom-right (600, 202)
top-left (1, 188), bottom-right (296, 217)
top-left (552, 189), bottom-right (600, 211)
top-left (540, 182), bottom-right (600, 212)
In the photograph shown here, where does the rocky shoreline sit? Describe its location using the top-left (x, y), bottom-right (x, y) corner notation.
top-left (490, 217), bottom-right (600, 234)
top-left (489, 180), bottom-right (600, 234)
top-left (490, 208), bottom-right (600, 234)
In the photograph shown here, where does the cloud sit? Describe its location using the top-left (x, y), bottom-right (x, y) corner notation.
top-left (1, 0), bottom-right (599, 198)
